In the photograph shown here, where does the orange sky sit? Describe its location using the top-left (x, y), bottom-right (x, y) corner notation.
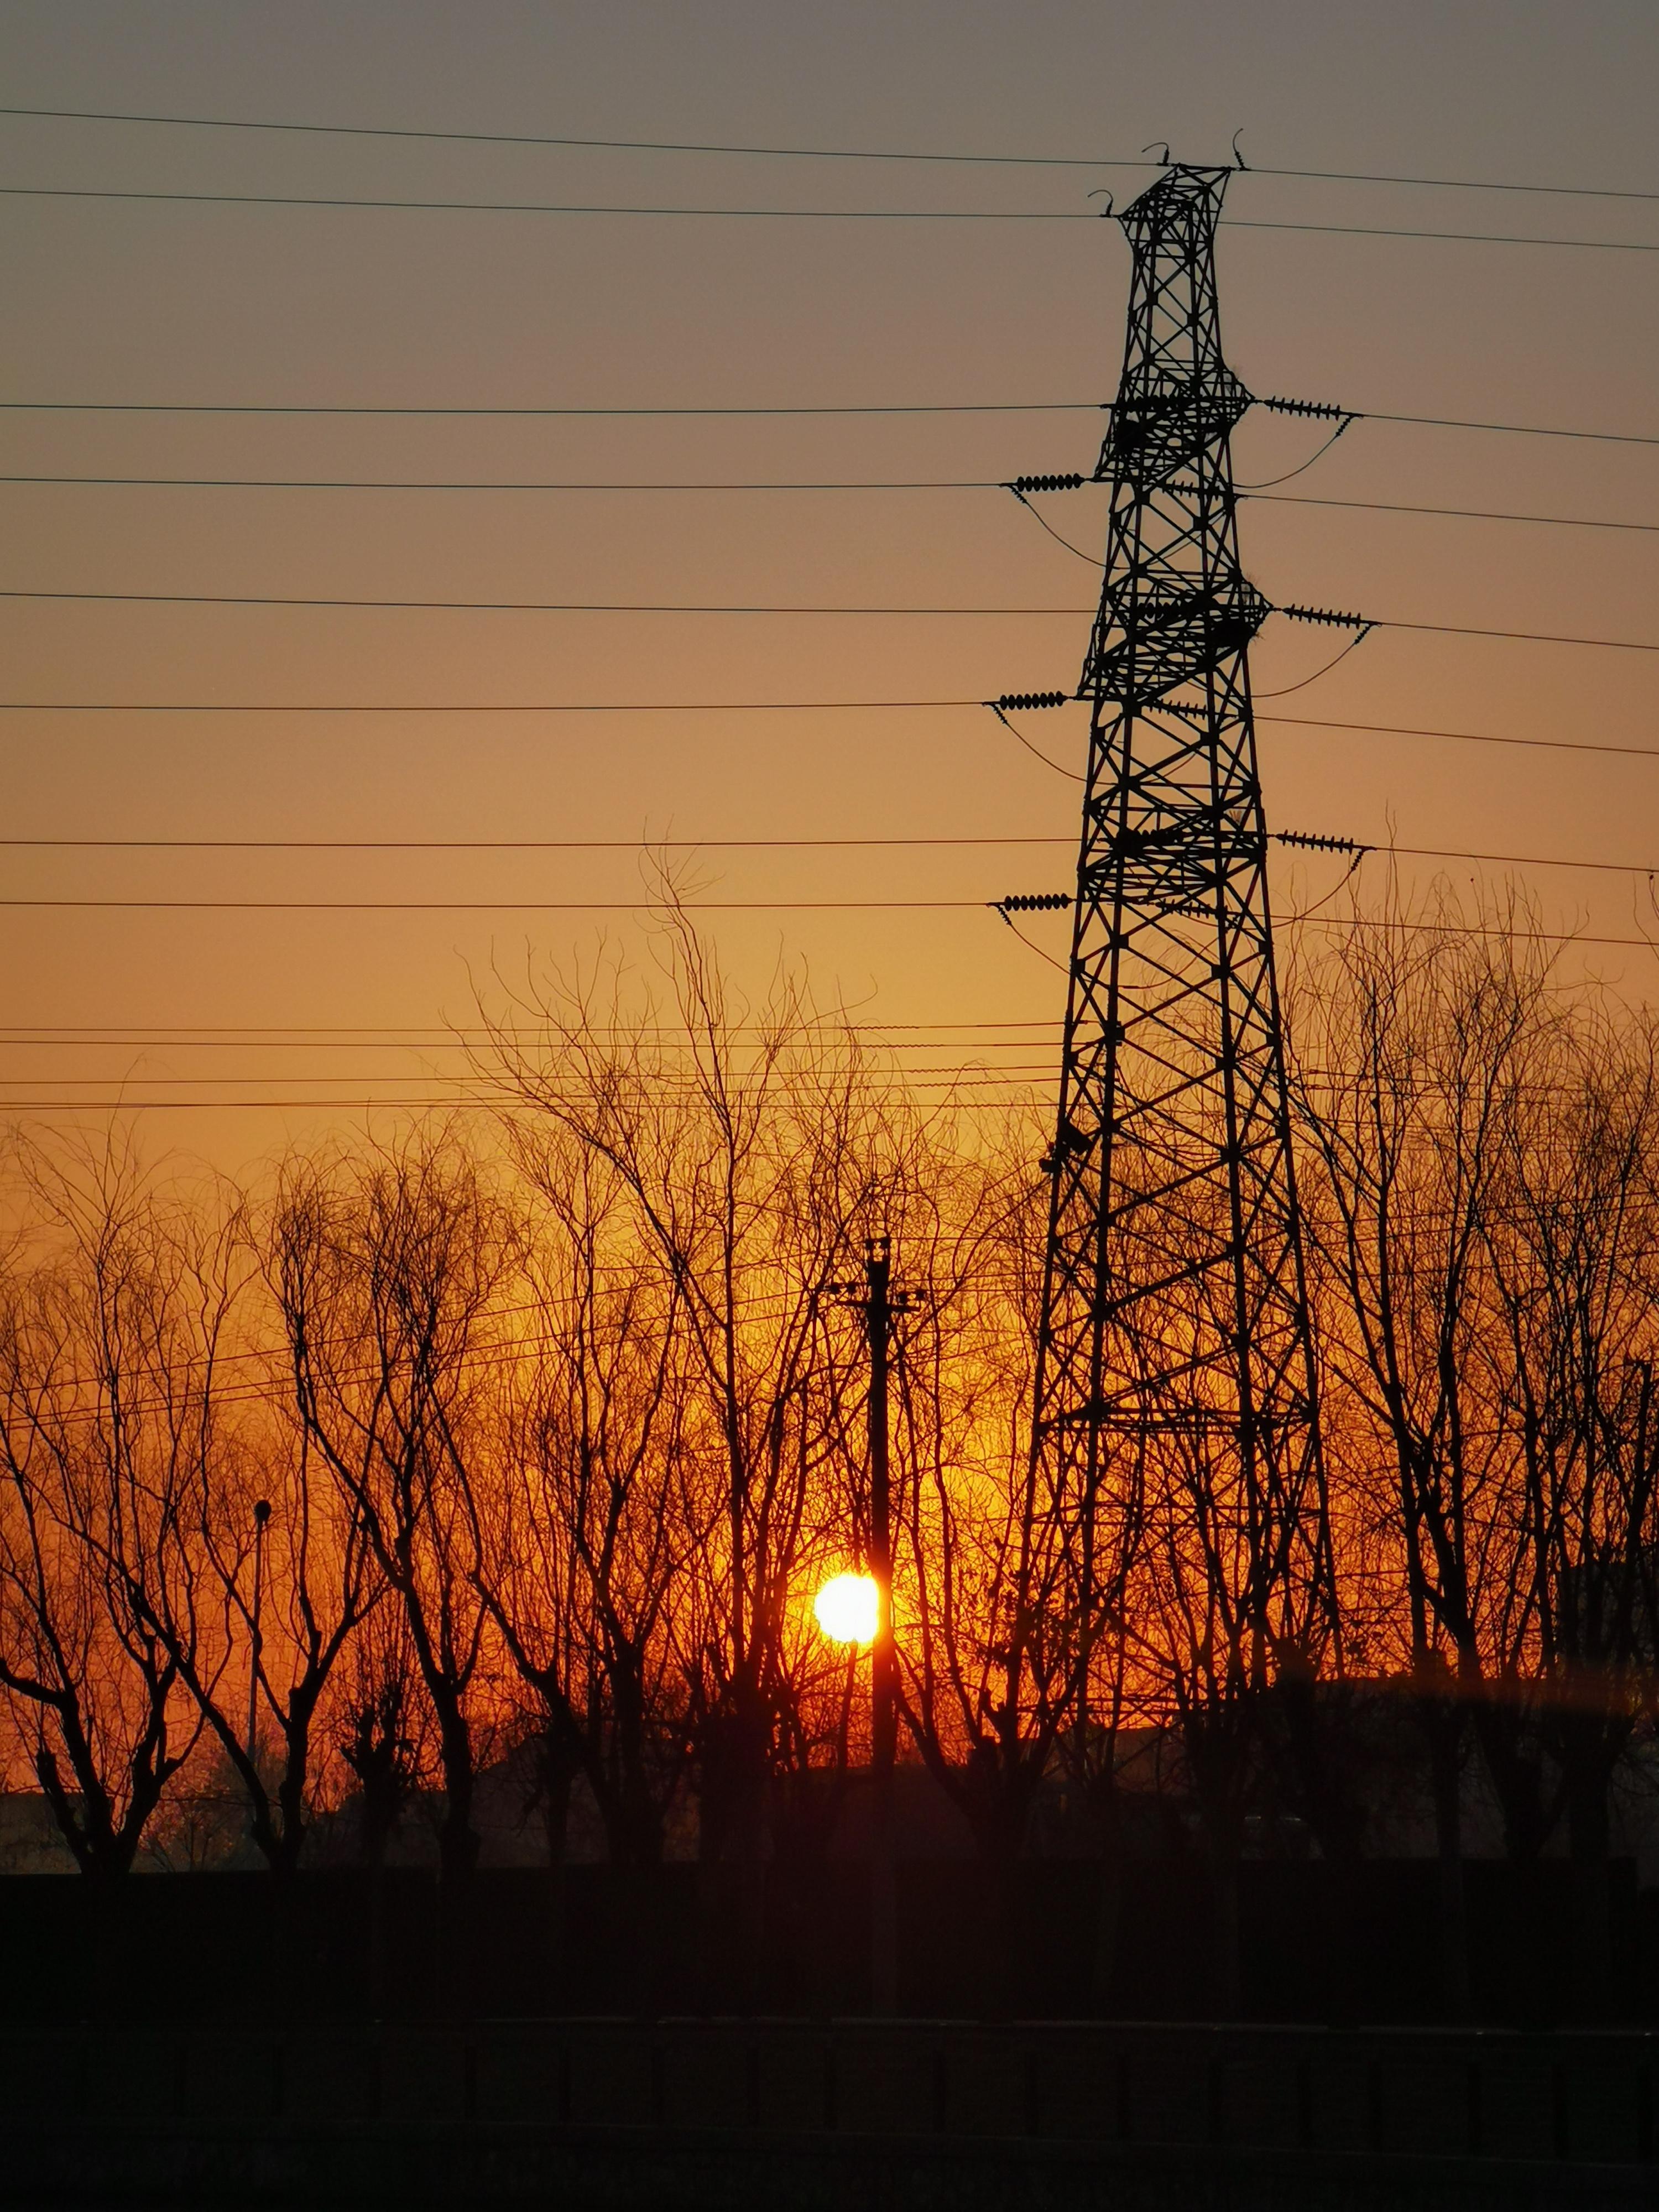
top-left (2, 1), bottom-right (1658, 1172)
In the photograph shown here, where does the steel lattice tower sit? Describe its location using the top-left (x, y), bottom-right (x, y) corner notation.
top-left (1032, 163), bottom-right (1331, 1688)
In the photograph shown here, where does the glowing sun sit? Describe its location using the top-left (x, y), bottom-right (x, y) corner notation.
top-left (813, 1572), bottom-right (879, 1646)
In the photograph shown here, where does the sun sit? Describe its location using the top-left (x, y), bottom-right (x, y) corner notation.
top-left (813, 1571), bottom-right (879, 1646)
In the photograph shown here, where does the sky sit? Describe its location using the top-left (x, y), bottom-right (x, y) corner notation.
top-left (3, 1), bottom-right (1658, 1170)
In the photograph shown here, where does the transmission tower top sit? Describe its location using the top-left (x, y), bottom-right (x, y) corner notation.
top-left (1079, 167), bottom-right (1268, 706)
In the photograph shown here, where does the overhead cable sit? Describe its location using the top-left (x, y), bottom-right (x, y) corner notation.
top-left (5, 106), bottom-right (1659, 203)
top-left (3, 399), bottom-right (1657, 445)
top-left (5, 477), bottom-right (1653, 539)
top-left (7, 185), bottom-right (1659, 254)
top-left (9, 589), bottom-right (1659, 651)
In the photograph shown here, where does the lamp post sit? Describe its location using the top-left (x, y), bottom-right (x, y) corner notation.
top-left (246, 1498), bottom-right (272, 1765)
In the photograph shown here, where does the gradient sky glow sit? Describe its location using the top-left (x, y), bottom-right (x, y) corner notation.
top-left (3, 1), bottom-right (1658, 1168)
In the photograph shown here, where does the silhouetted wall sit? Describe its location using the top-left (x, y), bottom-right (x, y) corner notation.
top-left (0, 1858), bottom-right (1645, 2027)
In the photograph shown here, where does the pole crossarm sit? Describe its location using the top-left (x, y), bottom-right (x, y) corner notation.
top-left (1031, 163), bottom-right (1335, 1697)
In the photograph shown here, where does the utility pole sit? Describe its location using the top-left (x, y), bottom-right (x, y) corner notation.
top-left (1031, 164), bottom-right (1334, 1746)
top-left (246, 1497), bottom-right (271, 1765)
top-left (830, 1235), bottom-right (920, 2016)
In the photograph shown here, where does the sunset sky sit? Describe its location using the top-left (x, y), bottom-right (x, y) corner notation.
top-left (3, 1), bottom-right (1658, 1169)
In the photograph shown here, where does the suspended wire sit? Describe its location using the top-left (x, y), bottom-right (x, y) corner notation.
top-left (0, 831), bottom-right (1075, 852)
top-left (1365, 842), bottom-right (1659, 878)
top-left (987, 703), bottom-right (1084, 782)
top-left (0, 1019), bottom-right (1066, 1041)
top-left (0, 399), bottom-right (1097, 419)
top-left (0, 103), bottom-right (1150, 168)
top-left (0, 186), bottom-right (1104, 219)
top-left (9, 181), bottom-right (1659, 254)
top-left (1253, 630), bottom-right (1374, 698)
top-left (0, 474), bottom-right (1004, 492)
top-left (0, 1037), bottom-right (1063, 1053)
top-left (0, 1096), bottom-right (1052, 1115)
top-left (4, 398), bottom-right (1658, 446)
top-left (0, 697), bottom-right (988, 713)
top-left (0, 897), bottom-right (1000, 912)
top-left (11, 591), bottom-right (1659, 653)
top-left (7, 699), bottom-right (1659, 764)
top-left (1246, 491), bottom-right (1659, 536)
top-left (1260, 713), bottom-right (1659, 764)
top-left (1282, 851), bottom-right (1368, 920)
top-left (0, 1066), bottom-right (1058, 1089)
top-left (6, 106), bottom-right (1659, 205)
top-left (4, 831), bottom-right (1654, 875)
top-left (994, 916), bottom-right (1072, 976)
top-left (1222, 215), bottom-right (1659, 255)
top-left (1386, 617), bottom-right (1659, 653)
top-left (0, 589), bottom-right (1087, 615)
top-left (3, 476), bottom-right (1654, 543)
top-left (1234, 421), bottom-right (1354, 489)
top-left (1355, 409), bottom-right (1659, 448)
top-left (0, 700), bottom-right (1637, 765)
top-left (1293, 917), bottom-right (1658, 952)
top-left (1008, 489), bottom-right (1102, 565)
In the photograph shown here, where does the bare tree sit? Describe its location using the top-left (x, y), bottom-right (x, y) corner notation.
top-left (1291, 880), bottom-right (1564, 2006)
top-left (477, 1128), bottom-right (712, 1866)
top-left (0, 1132), bottom-right (228, 1876)
top-left (1481, 1001), bottom-right (1659, 2005)
top-left (273, 1132), bottom-right (510, 1888)
top-left (478, 904), bottom-right (907, 1892)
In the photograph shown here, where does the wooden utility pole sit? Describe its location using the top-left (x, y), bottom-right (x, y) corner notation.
top-left (830, 1235), bottom-right (920, 2015)
top-left (863, 1236), bottom-right (899, 2017)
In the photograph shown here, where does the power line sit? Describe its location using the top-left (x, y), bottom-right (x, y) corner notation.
top-left (0, 399), bottom-right (1097, 418)
top-left (0, 697), bottom-right (984, 713)
top-left (1295, 919), bottom-right (1658, 951)
top-left (1222, 215), bottom-right (1659, 255)
top-left (0, 1065), bottom-right (1056, 1087)
top-left (3, 700), bottom-right (1658, 763)
top-left (1261, 713), bottom-right (1659, 764)
top-left (1246, 492), bottom-right (1659, 538)
top-left (0, 590), bottom-right (1082, 615)
top-left (6, 106), bottom-right (1659, 205)
top-left (0, 1020), bottom-right (1062, 1039)
top-left (1380, 618), bottom-right (1659, 654)
top-left (0, 1042), bottom-right (1060, 1057)
top-left (0, 186), bottom-right (1101, 219)
top-left (4, 833), bottom-right (1658, 874)
top-left (2, 889), bottom-right (1655, 924)
top-left (1333, 842), bottom-right (1659, 878)
top-left (3, 702), bottom-right (1657, 765)
top-left (2, 478), bottom-right (1652, 540)
top-left (8, 589), bottom-right (1659, 654)
top-left (0, 898), bottom-right (998, 912)
top-left (8, 182), bottom-right (1659, 255)
top-left (0, 103), bottom-right (1145, 168)
top-left (1, 833), bottom-right (1066, 851)
top-left (3, 398), bottom-right (1657, 446)
top-left (0, 475), bottom-right (1002, 492)
top-left (0, 1091), bottom-right (1052, 1114)
top-left (1331, 410), bottom-right (1659, 448)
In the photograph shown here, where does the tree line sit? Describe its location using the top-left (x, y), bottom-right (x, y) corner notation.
top-left (1, 890), bottom-right (1656, 1999)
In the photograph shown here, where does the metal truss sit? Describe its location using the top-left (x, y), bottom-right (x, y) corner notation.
top-left (1032, 164), bottom-right (1333, 1687)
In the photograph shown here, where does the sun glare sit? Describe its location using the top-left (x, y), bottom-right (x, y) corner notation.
top-left (813, 1571), bottom-right (879, 1646)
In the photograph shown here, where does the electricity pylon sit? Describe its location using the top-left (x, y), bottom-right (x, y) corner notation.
top-left (1031, 163), bottom-right (1334, 1710)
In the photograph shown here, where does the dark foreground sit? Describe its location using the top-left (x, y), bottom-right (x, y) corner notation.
top-left (9, 2015), bottom-right (1659, 2210)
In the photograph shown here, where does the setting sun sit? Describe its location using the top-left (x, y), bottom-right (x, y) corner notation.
top-left (812, 1572), bottom-right (879, 1646)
